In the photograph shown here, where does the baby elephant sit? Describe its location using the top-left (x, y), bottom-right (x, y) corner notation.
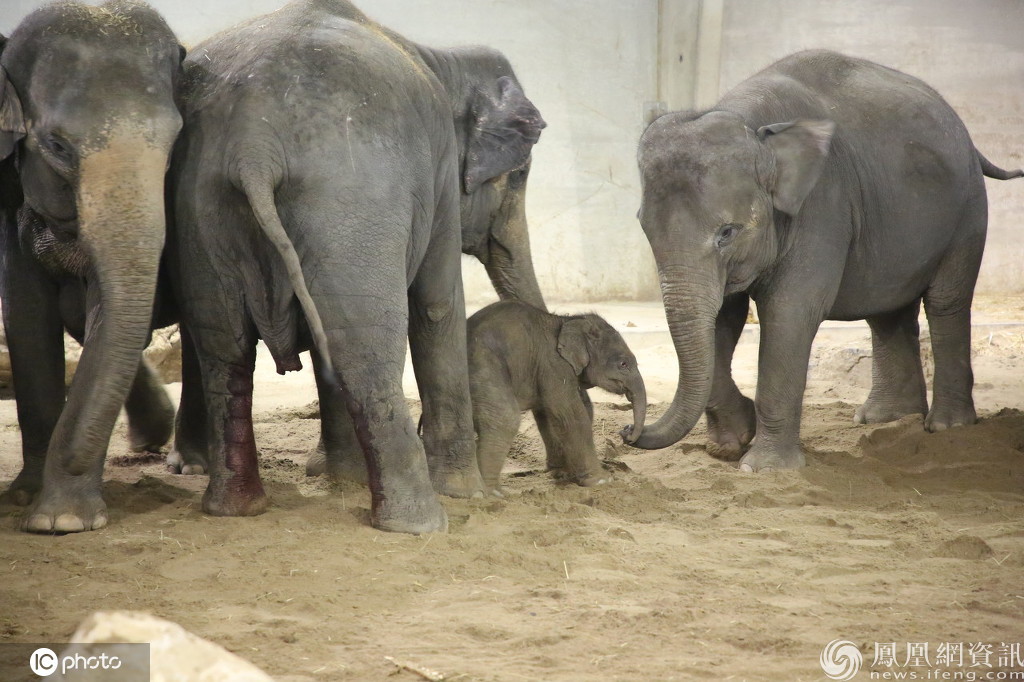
top-left (468, 301), bottom-right (647, 494)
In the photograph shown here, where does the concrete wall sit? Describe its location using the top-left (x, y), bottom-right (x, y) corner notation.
top-left (0, 0), bottom-right (663, 306)
top-left (2, 1), bottom-right (1021, 299)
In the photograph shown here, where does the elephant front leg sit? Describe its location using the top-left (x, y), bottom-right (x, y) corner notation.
top-left (855, 301), bottom-right (928, 424)
top-left (199, 350), bottom-right (268, 517)
top-left (2, 260), bottom-right (65, 507)
top-left (739, 305), bottom-right (822, 472)
top-left (305, 353), bottom-right (367, 484)
top-left (705, 293), bottom-right (756, 461)
top-left (536, 390), bottom-right (607, 487)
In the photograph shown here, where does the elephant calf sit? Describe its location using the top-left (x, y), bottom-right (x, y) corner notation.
top-left (468, 301), bottom-right (647, 495)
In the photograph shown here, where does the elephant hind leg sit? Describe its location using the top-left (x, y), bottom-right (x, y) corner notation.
top-left (306, 352), bottom-right (367, 485)
top-left (125, 357), bottom-right (175, 453)
top-left (167, 325), bottom-right (208, 475)
top-left (408, 225), bottom-right (483, 499)
top-left (198, 344), bottom-right (269, 518)
top-left (471, 384), bottom-right (521, 496)
top-left (855, 300), bottom-right (929, 425)
top-left (923, 209), bottom-right (985, 432)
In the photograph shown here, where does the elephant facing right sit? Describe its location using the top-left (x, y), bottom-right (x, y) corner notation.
top-left (628, 49), bottom-right (1023, 472)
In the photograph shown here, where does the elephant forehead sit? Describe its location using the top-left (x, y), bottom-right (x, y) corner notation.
top-left (642, 123), bottom-right (758, 192)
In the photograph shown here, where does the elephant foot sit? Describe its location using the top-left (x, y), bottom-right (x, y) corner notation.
top-left (706, 396), bottom-right (756, 461)
top-left (305, 450), bottom-right (327, 477)
top-left (307, 450), bottom-right (370, 486)
top-left (550, 467), bottom-right (608, 487)
top-left (925, 401), bottom-right (977, 432)
top-left (8, 468), bottom-right (42, 506)
top-left (431, 467), bottom-right (485, 499)
top-left (738, 443), bottom-right (805, 472)
top-left (201, 482), bottom-right (269, 517)
top-left (371, 493), bottom-right (448, 535)
top-left (166, 447), bottom-right (208, 475)
top-left (854, 396), bottom-right (927, 425)
top-left (22, 489), bottom-right (108, 533)
top-left (128, 420), bottom-right (173, 454)
top-left (576, 472), bottom-right (609, 487)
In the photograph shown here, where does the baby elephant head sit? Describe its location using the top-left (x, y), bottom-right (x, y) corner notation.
top-left (557, 315), bottom-right (647, 443)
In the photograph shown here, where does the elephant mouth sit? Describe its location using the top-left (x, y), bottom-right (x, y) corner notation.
top-left (725, 274), bottom-right (756, 295)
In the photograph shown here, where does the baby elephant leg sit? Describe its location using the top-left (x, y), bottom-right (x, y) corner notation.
top-left (472, 385), bottom-right (521, 497)
top-left (535, 390), bottom-right (606, 487)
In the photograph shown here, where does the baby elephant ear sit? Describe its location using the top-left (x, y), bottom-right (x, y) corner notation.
top-left (464, 76), bottom-right (546, 194)
top-left (757, 119), bottom-right (835, 216)
top-left (0, 65), bottom-right (27, 162)
top-left (556, 318), bottom-right (591, 376)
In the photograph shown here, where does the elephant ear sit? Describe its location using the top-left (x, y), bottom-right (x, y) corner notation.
top-left (556, 318), bottom-right (592, 376)
top-left (464, 76), bottom-right (546, 194)
top-left (757, 119), bottom-right (835, 216)
top-left (0, 65), bottom-right (26, 162)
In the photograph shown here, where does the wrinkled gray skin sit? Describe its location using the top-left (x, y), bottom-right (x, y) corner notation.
top-left (629, 50), bottom-right (1023, 471)
top-left (0, 1), bottom-right (183, 532)
top-left (298, 42), bottom-right (548, 481)
top-left (165, 0), bottom-right (544, 533)
top-left (467, 301), bottom-right (646, 496)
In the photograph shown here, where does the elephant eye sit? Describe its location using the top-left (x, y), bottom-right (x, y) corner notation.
top-left (715, 223), bottom-right (742, 249)
top-left (618, 360), bottom-right (629, 370)
top-left (42, 133), bottom-right (76, 165)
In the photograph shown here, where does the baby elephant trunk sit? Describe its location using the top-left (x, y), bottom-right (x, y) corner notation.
top-left (623, 375), bottom-right (647, 444)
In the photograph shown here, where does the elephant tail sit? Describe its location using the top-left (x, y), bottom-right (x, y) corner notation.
top-left (236, 165), bottom-right (336, 384)
top-left (977, 149), bottom-right (1024, 180)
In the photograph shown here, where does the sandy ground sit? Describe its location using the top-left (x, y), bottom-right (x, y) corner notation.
top-left (0, 295), bottom-right (1022, 681)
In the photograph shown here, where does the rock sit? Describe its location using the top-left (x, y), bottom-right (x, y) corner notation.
top-left (55, 611), bottom-right (273, 682)
top-left (144, 326), bottom-right (183, 384)
top-left (0, 320), bottom-right (182, 389)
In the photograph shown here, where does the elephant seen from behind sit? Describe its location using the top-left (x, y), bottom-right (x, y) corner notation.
top-left (166, 0), bottom-right (545, 533)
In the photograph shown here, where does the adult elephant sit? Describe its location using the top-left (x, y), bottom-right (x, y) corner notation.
top-left (0, 2), bottom-right (184, 532)
top-left (628, 50), bottom-right (1022, 471)
top-left (165, 0), bottom-right (545, 533)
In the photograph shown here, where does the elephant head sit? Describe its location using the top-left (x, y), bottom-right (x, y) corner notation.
top-left (557, 314), bottom-right (647, 443)
top-left (630, 110), bottom-right (833, 450)
top-left (417, 46), bottom-right (548, 309)
top-left (0, 1), bottom-right (183, 474)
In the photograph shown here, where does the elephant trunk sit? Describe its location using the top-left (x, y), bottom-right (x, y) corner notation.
top-left (483, 181), bottom-right (547, 311)
top-left (630, 265), bottom-right (720, 450)
top-left (59, 136), bottom-right (168, 475)
top-left (623, 373), bottom-right (647, 444)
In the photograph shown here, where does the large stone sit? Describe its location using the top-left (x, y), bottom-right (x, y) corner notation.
top-left (0, 312), bottom-right (181, 389)
top-left (54, 611), bottom-right (273, 682)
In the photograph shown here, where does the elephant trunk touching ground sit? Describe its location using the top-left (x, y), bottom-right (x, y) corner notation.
top-left (59, 129), bottom-right (169, 476)
top-left (623, 372), bottom-right (647, 444)
top-left (630, 263), bottom-right (719, 450)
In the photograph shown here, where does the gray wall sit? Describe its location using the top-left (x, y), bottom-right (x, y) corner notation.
top-left (2, 1), bottom-right (1022, 299)
top-left (0, 0), bottom-right (663, 305)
